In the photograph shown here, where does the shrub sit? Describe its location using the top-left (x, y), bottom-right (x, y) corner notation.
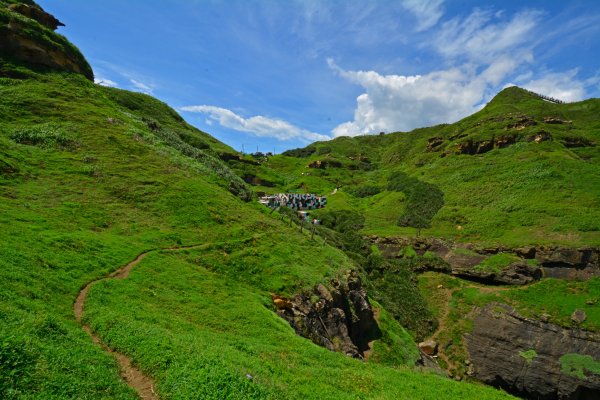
top-left (11, 124), bottom-right (76, 149)
top-left (281, 146), bottom-right (316, 158)
top-left (349, 185), bottom-right (381, 198)
top-left (388, 172), bottom-right (444, 236)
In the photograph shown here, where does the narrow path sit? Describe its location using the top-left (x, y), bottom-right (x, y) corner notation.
top-left (74, 244), bottom-right (204, 400)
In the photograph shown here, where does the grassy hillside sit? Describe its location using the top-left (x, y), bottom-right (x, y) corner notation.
top-left (0, 25), bottom-right (513, 400)
top-left (264, 87), bottom-right (600, 247)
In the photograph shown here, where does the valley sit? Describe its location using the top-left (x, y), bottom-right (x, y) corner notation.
top-left (1, 1), bottom-right (599, 399)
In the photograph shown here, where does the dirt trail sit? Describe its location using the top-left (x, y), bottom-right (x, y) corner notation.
top-left (74, 244), bottom-right (204, 400)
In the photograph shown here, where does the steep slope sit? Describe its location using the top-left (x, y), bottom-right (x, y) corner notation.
top-left (0, 2), bottom-right (515, 399)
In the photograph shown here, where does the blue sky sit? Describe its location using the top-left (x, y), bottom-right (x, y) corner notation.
top-left (38, 0), bottom-right (600, 153)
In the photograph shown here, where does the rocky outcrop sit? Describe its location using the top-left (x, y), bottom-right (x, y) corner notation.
top-left (455, 135), bottom-right (517, 155)
top-left (366, 235), bottom-right (600, 284)
top-left (506, 115), bottom-right (537, 130)
top-left (426, 137), bottom-right (444, 152)
top-left (563, 137), bottom-right (595, 148)
top-left (544, 117), bottom-right (572, 125)
top-left (452, 262), bottom-right (542, 285)
top-left (8, 3), bottom-right (64, 30)
top-left (1, 3), bottom-right (93, 80)
top-left (528, 130), bottom-right (552, 143)
top-left (273, 271), bottom-right (381, 358)
top-left (466, 303), bottom-right (600, 399)
top-left (307, 160), bottom-right (343, 169)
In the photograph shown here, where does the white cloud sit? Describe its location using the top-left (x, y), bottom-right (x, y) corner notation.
top-left (402, 0), bottom-right (444, 31)
top-left (180, 105), bottom-right (331, 142)
top-left (434, 9), bottom-right (543, 63)
top-left (94, 78), bottom-right (118, 88)
top-left (327, 7), bottom-right (587, 137)
top-left (519, 69), bottom-right (586, 102)
top-left (130, 79), bottom-right (153, 94)
top-left (329, 59), bottom-right (491, 136)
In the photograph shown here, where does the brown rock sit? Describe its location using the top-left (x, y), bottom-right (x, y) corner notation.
top-left (571, 309), bottom-right (587, 324)
top-left (8, 3), bottom-right (64, 30)
top-left (1, 5), bottom-right (93, 80)
top-left (419, 340), bottom-right (438, 356)
top-left (274, 271), bottom-right (383, 359)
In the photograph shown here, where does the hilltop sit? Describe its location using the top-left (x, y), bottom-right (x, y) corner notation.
top-left (0, 2), bottom-right (517, 399)
top-left (258, 86), bottom-right (600, 248)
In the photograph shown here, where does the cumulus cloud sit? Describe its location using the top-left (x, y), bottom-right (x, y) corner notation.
top-left (94, 77), bottom-right (118, 88)
top-left (327, 8), bottom-right (583, 137)
top-left (180, 105), bottom-right (331, 142)
top-left (329, 59), bottom-right (492, 136)
top-left (402, 0), bottom-right (444, 31)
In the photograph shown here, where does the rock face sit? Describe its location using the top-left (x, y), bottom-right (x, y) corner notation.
top-left (8, 3), bottom-right (64, 30)
top-left (454, 135), bottom-right (517, 155)
top-left (273, 271), bottom-right (381, 358)
top-left (0, 3), bottom-right (93, 80)
top-left (466, 303), bottom-right (600, 399)
top-left (367, 235), bottom-right (600, 285)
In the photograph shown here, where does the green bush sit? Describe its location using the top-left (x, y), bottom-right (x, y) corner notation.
top-left (388, 172), bottom-right (444, 235)
top-left (349, 185), bottom-right (381, 198)
top-left (11, 124), bottom-right (76, 149)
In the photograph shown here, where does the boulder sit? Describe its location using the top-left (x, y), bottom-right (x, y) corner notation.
top-left (418, 340), bottom-right (438, 356)
top-left (571, 309), bottom-right (587, 325)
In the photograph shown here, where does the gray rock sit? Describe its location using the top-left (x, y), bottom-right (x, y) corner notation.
top-left (274, 271), bottom-right (382, 359)
top-left (572, 309), bottom-right (587, 324)
top-left (466, 303), bottom-right (600, 399)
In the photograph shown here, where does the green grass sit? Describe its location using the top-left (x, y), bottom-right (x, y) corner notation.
top-left (559, 354), bottom-right (600, 379)
top-left (475, 253), bottom-right (521, 273)
top-left (258, 86), bottom-right (600, 247)
top-left (0, 65), bottom-right (514, 398)
top-left (518, 349), bottom-right (537, 364)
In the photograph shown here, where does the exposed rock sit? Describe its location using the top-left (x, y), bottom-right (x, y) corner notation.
top-left (572, 309), bottom-right (587, 325)
top-left (366, 235), bottom-right (600, 284)
top-left (273, 271), bottom-right (381, 358)
top-left (242, 174), bottom-right (276, 187)
top-left (544, 117), bottom-right (572, 124)
top-left (8, 3), bottom-right (64, 30)
top-left (1, 4), bottom-right (93, 80)
top-left (514, 246), bottom-right (537, 259)
top-left (307, 160), bottom-right (343, 169)
top-left (506, 115), bottom-right (537, 130)
top-left (466, 303), bottom-right (600, 399)
top-left (528, 130), bottom-right (553, 144)
top-left (452, 261), bottom-right (542, 286)
top-left (419, 339), bottom-right (438, 356)
top-left (563, 137), bottom-right (595, 148)
top-left (426, 137), bottom-right (444, 152)
top-left (455, 135), bottom-right (517, 155)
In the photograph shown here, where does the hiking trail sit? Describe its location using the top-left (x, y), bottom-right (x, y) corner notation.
top-left (74, 244), bottom-right (204, 400)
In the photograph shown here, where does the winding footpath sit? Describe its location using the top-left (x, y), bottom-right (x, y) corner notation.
top-left (74, 244), bottom-right (204, 400)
